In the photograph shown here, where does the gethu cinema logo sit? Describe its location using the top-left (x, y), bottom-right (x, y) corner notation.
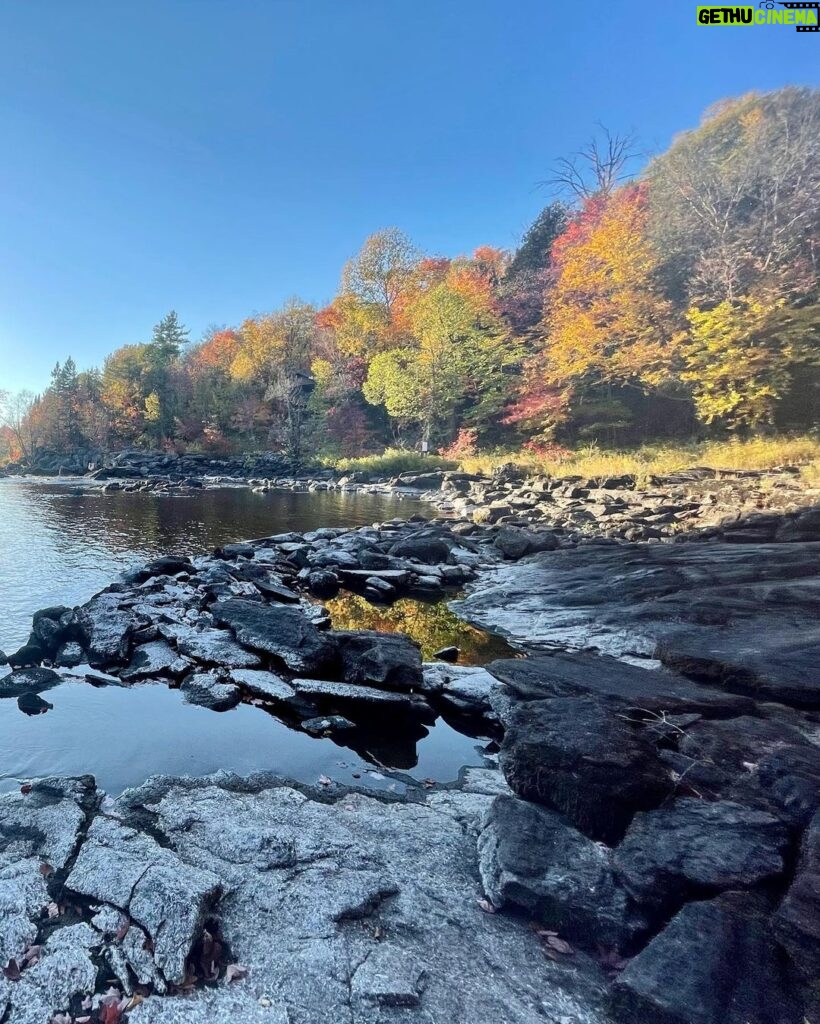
top-left (697, 2), bottom-right (820, 29)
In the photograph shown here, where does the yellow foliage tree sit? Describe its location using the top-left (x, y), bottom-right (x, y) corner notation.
top-left (544, 184), bottom-right (681, 390)
top-left (683, 298), bottom-right (820, 428)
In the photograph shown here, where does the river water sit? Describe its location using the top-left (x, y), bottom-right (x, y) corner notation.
top-left (0, 478), bottom-right (503, 794)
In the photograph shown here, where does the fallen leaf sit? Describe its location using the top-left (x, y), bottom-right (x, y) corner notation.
top-left (477, 898), bottom-right (496, 914)
top-left (318, 774), bottom-right (332, 787)
top-left (543, 934), bottom-right (574, 955)
top-left (46, 901), bottom-right (60, 919)
top-left (3, 959), bottom-right (21, 981)
top-left (115, 916), bottom-right (130, 941)
top-left (20, 784), bottom-right (32, 795)
top-left (225, 963), bottom-right (248, 983)
top-left (22, 944), bottom-right (41, 964)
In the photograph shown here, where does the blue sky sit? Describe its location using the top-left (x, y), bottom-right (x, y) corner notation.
top-left (0, 0), bottom-right (818, 392)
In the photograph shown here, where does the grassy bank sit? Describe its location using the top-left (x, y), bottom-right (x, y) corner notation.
top-left (458, 436), bottom-right (820, 486)
top-left (324, 436), bottom-right (820, 486)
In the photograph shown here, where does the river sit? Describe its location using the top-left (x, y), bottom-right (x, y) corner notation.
top-left (0, 478), bottom-right (505, 794)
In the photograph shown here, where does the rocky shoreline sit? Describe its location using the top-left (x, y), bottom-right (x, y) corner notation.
top-left (0, 477), bottom-right (819, 1023)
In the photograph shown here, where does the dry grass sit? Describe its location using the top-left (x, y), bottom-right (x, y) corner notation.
top-left (458, 435), bottom-right (820, 486)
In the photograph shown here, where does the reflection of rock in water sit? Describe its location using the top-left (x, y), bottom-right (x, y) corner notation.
top-left (325, 592), bottom-right (515, 664)
top-left (342, 721), bottom-right (430, 771)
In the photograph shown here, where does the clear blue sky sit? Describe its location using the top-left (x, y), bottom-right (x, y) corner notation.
top-left (0, 0), bottom-right (818, 392)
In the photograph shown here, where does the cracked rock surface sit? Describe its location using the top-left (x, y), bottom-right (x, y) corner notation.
top-left (0, 771), bottom-right (611, 1024)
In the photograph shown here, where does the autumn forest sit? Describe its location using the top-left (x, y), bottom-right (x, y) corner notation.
top-left (2, 87), bottom-right (819, 468)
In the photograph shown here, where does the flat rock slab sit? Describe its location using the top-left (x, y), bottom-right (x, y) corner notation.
top-left (453, 543), bottom-right (820, 709)
top-left (212, 598), bottom-right (339, 675)
top-left (112, 774), bottom-right (610, 1024)
top-left (486, 653), bottom-right (755, 717)
top-left (65, 815), bottom-right (221, 986)
top-left (292, 678), bottom-right (435, 721)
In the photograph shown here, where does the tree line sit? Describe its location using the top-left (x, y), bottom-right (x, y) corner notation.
top-left (2, 87), bottom-right (818, 466)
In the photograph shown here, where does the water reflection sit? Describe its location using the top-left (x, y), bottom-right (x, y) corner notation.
top-left (325, 592), bottom-right (516, 663)
top-left (0, 680), bottom-right (489, 796)
top-left (0, 480), bottom-right (424, 650)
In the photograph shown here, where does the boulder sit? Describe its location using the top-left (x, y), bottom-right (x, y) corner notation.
top-left (335, 630), bottom-right (423, 691)
top-left (500, 697), bottom-right (672, 843)
top-left (614, 799), bottom-right (789, 917)
top-left (164, 625), bottom-right (262, 669)
top-left (388, 534), bottom-right (452, 564)
top-left (181, 672), bottom-right (242, 711)
top-left (54, 641), bottom-right (84, 667)
top-left (301, 715), bottom-right (357, 737)
top-left (0, 667), bottom-right (62, 699)
top-left (228, 668), bottom-right (298, 704)
top-left (307, 569), bottom-right (340, 598)
top-left (611, 892), bottom-right (802, 1024)
top-left (119, 640), bottom-right (192, 682)
top-left (478, 796), bottom-right (646, 950)
top-left (212, 598), bottom-right (339, 675)
top-left (77, 590), bottom-right (140, 667)
top-left (493, 526), bottom-right (559, 560)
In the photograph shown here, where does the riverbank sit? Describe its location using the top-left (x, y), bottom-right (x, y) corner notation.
top-left (0, 490), bottom-right (818, 1023)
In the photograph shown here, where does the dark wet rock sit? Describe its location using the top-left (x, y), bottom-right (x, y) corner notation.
top-left (120, 640), bottom-right (192, 682)
top-left (17, 692), bottom-right (53, 715)
top-left (301, 714), bottom-right (357, 737)
top-left (253, 578), bottom-right (300, 603)
top-left (123, 555), bottom-right (197, 584)
top-left (772, 810), bottom-right (820, 995)
top-left (54, 641), bottom-right (84, 667)
top-left (478, 796), bottom-right (646, 951)
top-left (30, 613), bottom-right (65, 655)
top-left (500, 697), bottom-right (672, 843)
top-left (486, 653), bottom-right (755, 717)
top-left (7, 643), bottom-right (44, 668)
top-left (434, 645), bottom-right (460, 662)
top-left (657, 625), bottom-right (820, 708)
top-left (493, 525), bottom-right (559, 560)
top-left (453, 540), bottom-right (820, 665)
top-left (611, 892), bottom-right (802, 1024)
top-left (0, 667), bottom-right (62, 698)
top-left (335, 630), bottom-right (423, 691)
top-left (212, 598), bottom-right (339, 675)
top-left (181, 672), bottom-right (242, 711)
top-left (307, 569), bottom-right (340, 598)
top-left (388, 533), bottom-right (452, 564)
top-left (669, 716), bottom-right (820, 827)
top-left (613, 799), bottom-right (789, 918)
top-left (77, 590), bottom-right (141, 666)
